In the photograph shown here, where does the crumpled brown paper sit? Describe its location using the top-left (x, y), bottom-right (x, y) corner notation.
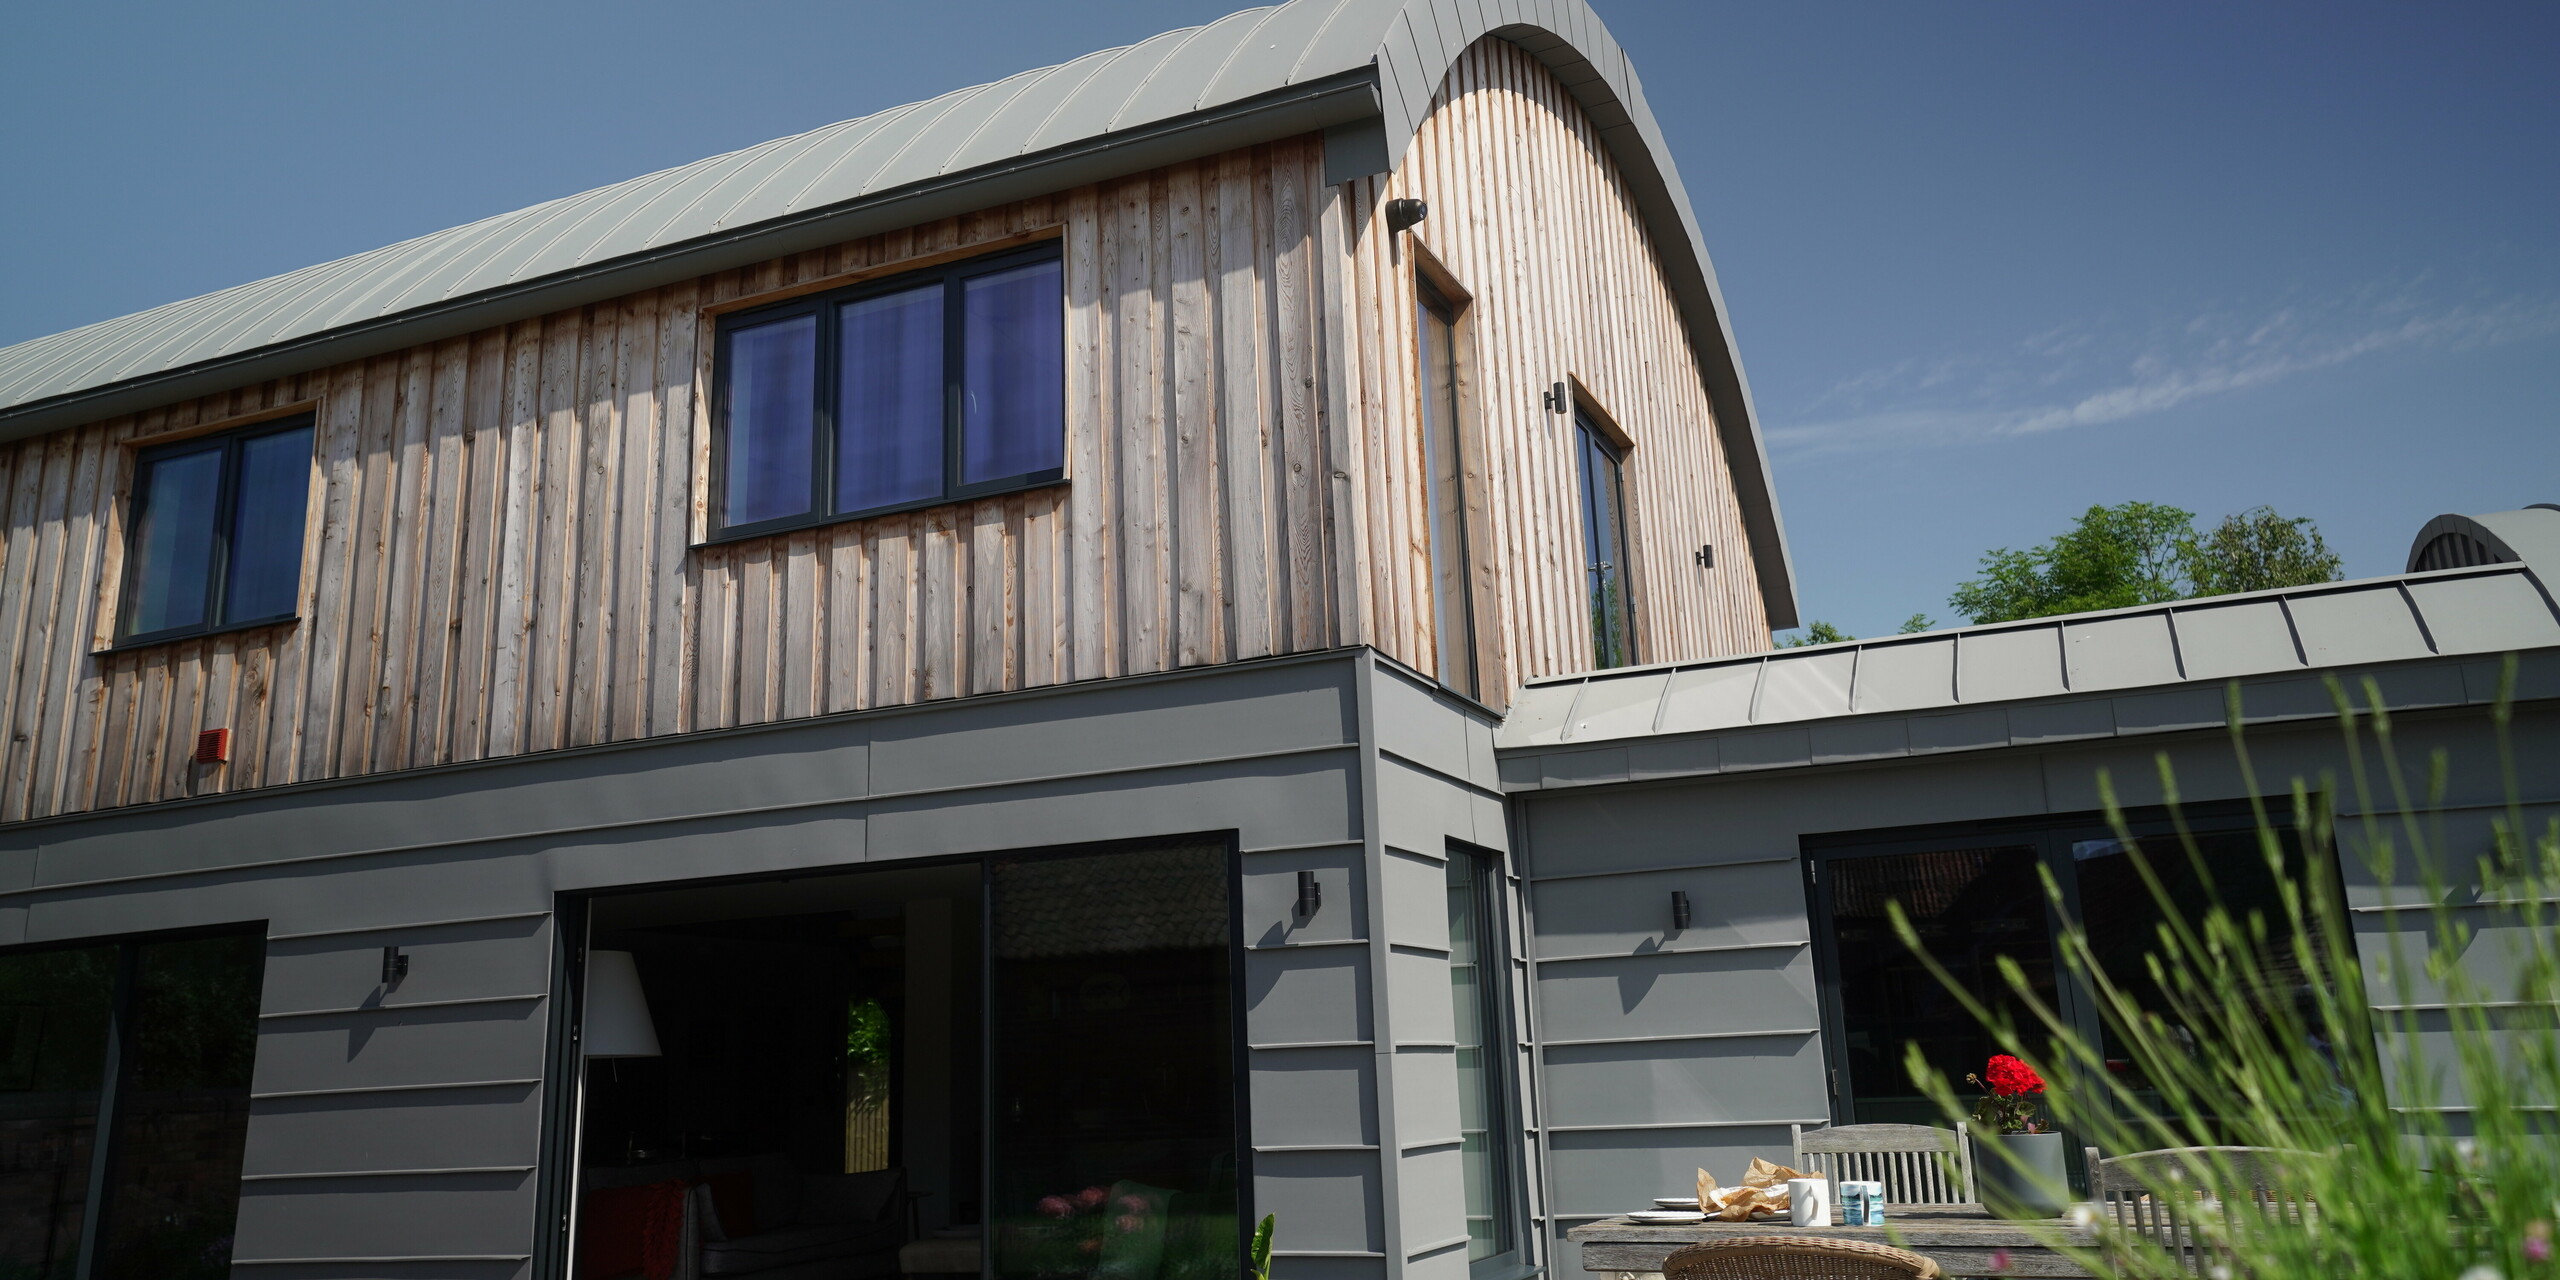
top-left (1694, 1158), bottom-right (1822, 1221)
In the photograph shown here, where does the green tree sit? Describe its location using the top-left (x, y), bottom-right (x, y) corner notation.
top-left (1949, 501), bottom-right (2195, 624)
top-left (1897, 613), bottom-right (1934, 634)
top-left (1779, 620), bottom-right (1855, 647)
top-left (2180, 504), bottom-right (2344, 596)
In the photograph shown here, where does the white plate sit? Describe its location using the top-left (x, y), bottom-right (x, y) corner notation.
top-left (1630, 1210), bottom-right (1707, 1223)
top-left (1652, 1197), bottom-right (1700, 1209)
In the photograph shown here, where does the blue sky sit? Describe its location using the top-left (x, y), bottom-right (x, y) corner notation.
top-left (4, 2), bottom-right (2553, 639)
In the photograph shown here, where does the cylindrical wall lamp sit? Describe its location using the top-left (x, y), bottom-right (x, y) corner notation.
top-left (1385, 197), bottom-right (1429, 233)
top-left (1296, 870), bottom-right (1323, 920)
top-left (1671, 890), bottom-right (1691, 933)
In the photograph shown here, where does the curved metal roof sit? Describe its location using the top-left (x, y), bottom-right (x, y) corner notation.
top-left (0, 0), bottom-right (1795, 623)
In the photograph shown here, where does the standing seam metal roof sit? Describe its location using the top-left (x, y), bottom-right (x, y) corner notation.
top-left (0, 0), bottom-right (1798, 627)
top-left (1498, 554), bottom-right (2560, 752)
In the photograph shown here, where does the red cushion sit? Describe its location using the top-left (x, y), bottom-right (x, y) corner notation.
top-left (578, 1184), bottom-right (654, 1279)
top-left (703, 1168), bottom-right (759, 1239)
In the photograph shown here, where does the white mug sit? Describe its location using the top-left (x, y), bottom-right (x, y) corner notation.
top-left (1786, 1177), bottom-right (1831, 1227)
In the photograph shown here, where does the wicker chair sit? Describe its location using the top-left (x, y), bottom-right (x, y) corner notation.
top-left (1663, 1236), bottom-right (1942, 1279)
top-left (1791, 1122), bottom-right (1977, 1207)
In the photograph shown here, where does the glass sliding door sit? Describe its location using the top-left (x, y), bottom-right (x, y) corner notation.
top-left (0, 932), bottom-right (264, 1280)
top-left (989, 843), bottom-right (1240, 1280)
top-left (1416, 283), bottom-right (1480, 699)
top-left (1445, 850), bottom-right (1517, 1268)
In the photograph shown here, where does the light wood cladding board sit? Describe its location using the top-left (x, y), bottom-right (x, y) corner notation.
top-left (0, 41), bottom-right (1770, 823)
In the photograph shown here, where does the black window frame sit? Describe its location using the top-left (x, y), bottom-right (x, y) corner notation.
top-left (115, 413), bottom-right (316, 649)
top-left (709, 242), bottom-right (1068, 543)
top-left (1573, 408), bottom-right (1637, 669)
top-left (1446, 839), bottom-right (1530, 1278)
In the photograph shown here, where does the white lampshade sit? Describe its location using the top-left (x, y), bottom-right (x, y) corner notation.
top-left (583, 950), bottom-right (662, 1059)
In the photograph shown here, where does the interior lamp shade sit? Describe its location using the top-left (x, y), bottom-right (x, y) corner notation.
top-left (583, 949), bottom-right (662, 1059)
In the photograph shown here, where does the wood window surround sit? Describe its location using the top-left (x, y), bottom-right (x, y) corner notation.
top-left (1414, 252), bottom-right (1488, 702)
top-left (710, 242), bottom-right (1066, 542)
top-left (1571, 389), bottom-right (1638, 669)
top-left (113, 412), bottom-right (317, 649)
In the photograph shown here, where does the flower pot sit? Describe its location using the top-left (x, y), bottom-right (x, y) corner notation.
top-left (1976, 1132), bottom-right (2069, 1219)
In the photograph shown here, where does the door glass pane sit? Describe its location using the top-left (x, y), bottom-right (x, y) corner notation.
top-left (990, 844), bottom-right (1237, 1280)
top-left (93, 933), bottom-right (264, 1280)
top-left (723, 314), bottom-right (818, 527)
top-left (2070, 829), bottom-right (2326, 1127)
top-left (959, 260), bottom-right (1063, 486)
top-left (1824, 846), bottom-right (2057, 1123)
top-left (1446, 853), bottom-right (1512, 1261)
top-left (221, 424), bottom-right (315, 623)
top-left (838, 285), bottom-right (946, 512)
top-left (0, 945), bottom-right (116, 1280)
top-left (1417, 295), bottom-right (1476, 697)
top-left (124, 447), bottom-right (225, 636)
top-left (1577, 422), bottom-right (1634, 669)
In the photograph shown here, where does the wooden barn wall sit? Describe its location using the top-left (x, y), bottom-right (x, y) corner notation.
top-left (1337, 38), bottom-right (1772, 700)
top-left (0, 137), bottom-right (1366, 823)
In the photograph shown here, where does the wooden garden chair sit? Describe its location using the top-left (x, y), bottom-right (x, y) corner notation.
top-left (1791, 1122), bottom-right (1978, 1207)
top-left (2085, 1145), bottom-right (2318, 1274)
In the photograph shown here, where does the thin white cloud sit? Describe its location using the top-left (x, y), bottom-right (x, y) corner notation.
top-left (1769, 289), bottom-right (2560, 456)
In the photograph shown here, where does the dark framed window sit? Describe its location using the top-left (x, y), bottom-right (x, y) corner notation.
top-left (1804, 805), bottom-right (2348, 1133)
top-left (0, 929), bottom-right (266, 1280)
top-left (1574, 410), bottom-right (1636, 669)
top-left (118, 415), bottom-right (316, 646)
top-left (1446, 844), bottom-right (1523, 1273)
top-left (1416, 280), bottom-right (1480, 698)
top-left (713, 244), bottom-right (1066, 540)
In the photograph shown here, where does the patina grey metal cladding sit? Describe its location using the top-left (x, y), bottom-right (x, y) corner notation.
top-left (0, 0), bottom-right (1798, 625)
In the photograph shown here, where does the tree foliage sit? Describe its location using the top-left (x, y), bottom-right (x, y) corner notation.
top-left (1950, 501), bottom-right (2342, 625)
top-left (1779, 620), bottom-right (1855, 647)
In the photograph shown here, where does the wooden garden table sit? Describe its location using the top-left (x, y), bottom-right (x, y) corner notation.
top-left (1569, 1206), bottom-right (2098, 1278)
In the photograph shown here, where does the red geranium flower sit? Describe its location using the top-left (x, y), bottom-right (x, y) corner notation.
top-left (1984, 1054), bottom-right (2045, 1097)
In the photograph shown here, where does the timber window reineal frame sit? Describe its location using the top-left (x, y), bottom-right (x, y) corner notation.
top-left (113, 412), bottom-right (317, 649)
top-left (1414, 251), bottom-right (1493, 702)
top-left (710, 242), bottom-right (1066, 542)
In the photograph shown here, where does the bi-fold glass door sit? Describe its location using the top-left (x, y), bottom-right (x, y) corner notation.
top-left (1806, 808), bottom-right (2344, 1131)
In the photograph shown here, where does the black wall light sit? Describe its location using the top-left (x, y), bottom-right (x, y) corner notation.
top-left (382, 945), bottom-right (410, 986)
top-left (1670, 891), bottom-right (1691, 933)
top-left (1296, 871), bottom-right (1323, 920)
top-left (1385, 197), bottom-right (1429, 233)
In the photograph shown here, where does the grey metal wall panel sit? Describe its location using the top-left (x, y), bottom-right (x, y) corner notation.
top-left (1251, 1044), bottom-right (1382, 1147)
top-left (540, 810), bottom-right (871, 891)
top-left (1248, 945), bottom-right (1376, 1046)
top-left (1255, 1149), bottom-right (1387, 1254)
top-left (1395, 1143), bottom-right (1469, 1256)
top-left (2064, 614), bottom-right (2182, 692)
top-left (1529, 862), bottom-right (1805, 958)
top-left (1755, 650), bottom-right (1854, 724)
top-left (1386, 946), bottom-right (1459, 1046)
top-left (2410, 572), bottom-right (2560, 654)
top-left (1558, 671), bottom-right (1671, 743)
top-left (1243, 845), bottom-right (1369, 947)
top-left (1656, 663), bottom-right (1760, 737)
top-left (232, 1172), bottom-right (534, 1262)
top-left (865, 660), bottom-right (1355, 793)
top-left (1372, 667), bottom-right (1479, 782)
top-left (1392, 1046), bottom-right (1462, 1149)
top-left (1540, 1032), bottom-right (1824, 1129)
top-left (1378, 760), bottom-right (1477, 868)
top-left (1532, 947), bottom-right (1817, 1045)
top-left (242, 1086), bottom-right (541, 1175)
top-left (1850, 640), bottom-right (1956, 716)
top-left (252, 1001), bottom-right (551, 1095)
top-left (1545, 1125), bottom-right (1796, 1220)
top-left (262, 917), bottom-right (551, 1015)
top-left (865, 752), bottom-right (1361, 857)
top-left (2174, 599), bottom-right (2302, 681)
top-left (2289, 588), bottom-right (2430, 668)
top-left (1957, 626), bottom-right (2066, 702)
top-left (1380, 846), bottom-right (1451, 952)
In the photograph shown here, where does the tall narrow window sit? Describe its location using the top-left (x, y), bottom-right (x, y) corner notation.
top-left (1574, 411), bottom-right (1636, 669)
top-left (119, 415), bottom-right (316, 645)
top-left (715, 244), bottom-right (1065, 539)
top-left (1416, 282), bottom-right (1479, 698)
top-left (1446, 849), bottom-right (1518, 1268)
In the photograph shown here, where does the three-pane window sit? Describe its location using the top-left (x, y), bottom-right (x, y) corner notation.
top-left (119, 415), bottom-right (316, 645)
top-left (715, 245), bottom-right (1066, 538)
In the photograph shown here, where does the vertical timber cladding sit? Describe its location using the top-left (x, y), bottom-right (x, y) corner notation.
top-left (1342, 37), bottom-right (1772, 701)
top-left (0, 136), bottom-right (1367, 823)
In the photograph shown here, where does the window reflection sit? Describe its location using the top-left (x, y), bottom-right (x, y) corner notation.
top-left (989, 845), bottom-right (1238, 1280)
top-left (1446, 852), bottom-right (1514, 1263)
top-left (92, 934), bottom-right (264, 1280)
top-left (0, 946), bottom-right (117, 1280)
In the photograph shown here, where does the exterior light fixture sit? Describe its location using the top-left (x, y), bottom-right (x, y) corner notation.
top-left (381, 945), bottom-right (410, 986)
top-left (1671, 890), bottom-right (1691, 932)
top-left (1543, 381), bottom-right (1569, 414)
top-left (1385, 197), bottom-right (1428, 233)
top-left (1694, 544), bottom-right (1714, 568)
top-left (1296, 870), bottom-right (1322, 920)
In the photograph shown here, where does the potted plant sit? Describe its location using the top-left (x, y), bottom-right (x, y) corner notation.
top-left (1969, 1054), bottom-right (2067, 1218)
